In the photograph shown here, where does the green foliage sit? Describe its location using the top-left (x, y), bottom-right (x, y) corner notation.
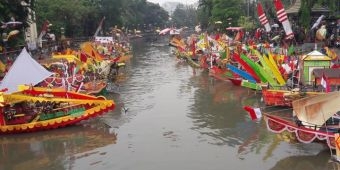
top-left (238, 16), bottom-right (255, 31)
top-left (171, 4), bottom-right (198, 28)
top-left (299, 0), bottom-right (311, 29)
top-left (34, 0), bottom-right (169, 37)
top-left (211, 0), bottom-right (245, 29)
top-left (0, 0), bottom-right (34, 49)
top-left (35, 0), bottom-right (100, 37)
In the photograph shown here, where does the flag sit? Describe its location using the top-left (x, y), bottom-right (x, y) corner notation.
top-left (311, 15), bottom-right (325, 30)
top-left (243, 106), bottom-right (262, 120)
top-left (321, 74), bottom-right (331, 92)
top-left (273, 0), bottom-right (294, 39)
top-left (80, 52), bottom-right (88, 63)
top-left (38, 20), bottom-right (50, 40)
top-left (257, 2), bottom-right (271, 32)
top-left (94, 16), bottom-right (105, 37)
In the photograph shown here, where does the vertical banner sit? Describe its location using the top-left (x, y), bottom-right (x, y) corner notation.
top-left (257, 2), bottom-right (271, 32)
top-left (273, 0), bottom-right (294, 39)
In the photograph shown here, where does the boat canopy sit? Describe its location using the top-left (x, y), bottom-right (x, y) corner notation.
top-left (0, 48), bottom-right (53, 93)
top-left (313, 68), bottom-right (340, 78)
top-left (292, 91), bottom-right (340, 126)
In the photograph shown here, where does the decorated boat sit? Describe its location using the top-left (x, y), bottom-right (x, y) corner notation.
top-left (0, 48), bottom-right (115, 133)
top-left (262, 89), bottom-right (323, 107)
top-left (0, 85), bottom-right (115, 134)
top-left (209, 65), bottom-right (242, 85)
top-left (248, 91), bottom-right (340, 149)
top-left (38, 53), bottom-right (109, 94)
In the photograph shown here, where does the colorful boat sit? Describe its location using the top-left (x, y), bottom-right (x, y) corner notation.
top-left (262, 89), bottom-right (323, 107)
top-left (0, 85), bottom-right (115, 134)
top-left (209, 66), bottom-right (242, 85)
top-left (260, 91), bottom-right (340, 149)
top-left (0, 48), bottom-right (115, 133)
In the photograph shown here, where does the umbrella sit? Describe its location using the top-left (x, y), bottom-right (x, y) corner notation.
top-left (159, 28), bottom-right (171, 35)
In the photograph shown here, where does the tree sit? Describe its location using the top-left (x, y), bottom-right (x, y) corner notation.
top-left (171, 4), bottom-right (197, 28)
top-left (211, 0), bottom-right (245, 29)
top-left (0, 0), bottom-right (36, 49)
top-left (197, 0), bottom-right (213, 29)
top-left (35, 0), bottom-right (100, 37)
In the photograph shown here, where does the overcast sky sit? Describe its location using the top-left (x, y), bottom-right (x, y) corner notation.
top-left (147, 0), bottom-right (198, 5)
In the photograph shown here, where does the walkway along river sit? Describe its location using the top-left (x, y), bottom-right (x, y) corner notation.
top-left (0, 37), bottom-right (338, 170)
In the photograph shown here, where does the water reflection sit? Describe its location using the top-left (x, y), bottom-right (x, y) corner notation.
top-left (270, 149), bottom-right (333, 170)
top-left (186, 73), bottom-right (265, 147)
top-left (0, 123), bottom-right (117, 170)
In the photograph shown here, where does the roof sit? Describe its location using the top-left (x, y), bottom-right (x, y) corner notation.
top-left (313, 68), bottom-right (340, 78)
top-left (286, 0), bottom-right (301, 14)
top-left (311, 4), bottom-right (330, 13)
top-left (301, 50), bottom-right (331, 61)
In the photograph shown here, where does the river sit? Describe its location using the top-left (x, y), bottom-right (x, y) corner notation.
top-left (0, 37), bottom-right (337, 170)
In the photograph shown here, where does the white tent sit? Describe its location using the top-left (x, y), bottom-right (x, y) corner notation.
top-left (0, 48), bottom-right (53, 93)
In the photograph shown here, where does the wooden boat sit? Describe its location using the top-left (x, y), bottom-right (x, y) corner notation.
top-left (0, 48), bottom-right (115, 134)
top-left (209, 66), bottom-right (242, 85)
top-left (262, 89), bottom-right (323, 107)
top-left (260, 91), bottom-right (340, 149)
top-left (81, 81), bottom-right (107, 95)
top-left (0, 85), bottom-right (115, 134)
top-left (40, 76), bottom-right (107, 95)
top-left (263, 113), bottom-right (335, 149)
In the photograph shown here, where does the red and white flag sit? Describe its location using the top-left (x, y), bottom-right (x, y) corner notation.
top-left (273, 0), bottom-right (294, 39)
top-left (243, 106), bottom-right (262, 120)
top-left (321, 74), bottom-right (330, 93)
top-left (257, 2), bottom-right (271, 32)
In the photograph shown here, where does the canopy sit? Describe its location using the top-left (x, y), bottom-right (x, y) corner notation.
top-left (0, 48), bottom-right (53, 93)
top-left (292, 91), bottom-right (340, 127)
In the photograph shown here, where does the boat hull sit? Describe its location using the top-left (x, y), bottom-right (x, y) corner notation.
top-left (264, 114), bottom-right (336, 149)
top-left (262, 89), bottom-right (323, 107)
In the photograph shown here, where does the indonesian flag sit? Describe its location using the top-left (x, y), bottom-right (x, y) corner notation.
top-left (273, 0), bottom-right (294, 39)
top-left (321, 74), bottom-right (331, 93)
top-left (243, 106), bottom-right (262, 120)
top-left (257, 2), bottom-right (271, 32)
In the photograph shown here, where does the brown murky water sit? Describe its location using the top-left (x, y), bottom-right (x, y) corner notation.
top-left (0, 38), bottom-right (337, 170)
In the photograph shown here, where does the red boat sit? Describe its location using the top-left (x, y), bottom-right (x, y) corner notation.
top-left (262, 89), bottom-right (323, 107)
top-left (259, 91), bottom-right (340, 149)
top-left (0, 86), bottom-right (115, 134)
top-left (264, 113), bottom-right (335, 149)
top-left (209, 66), bottom-right (242, 85)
